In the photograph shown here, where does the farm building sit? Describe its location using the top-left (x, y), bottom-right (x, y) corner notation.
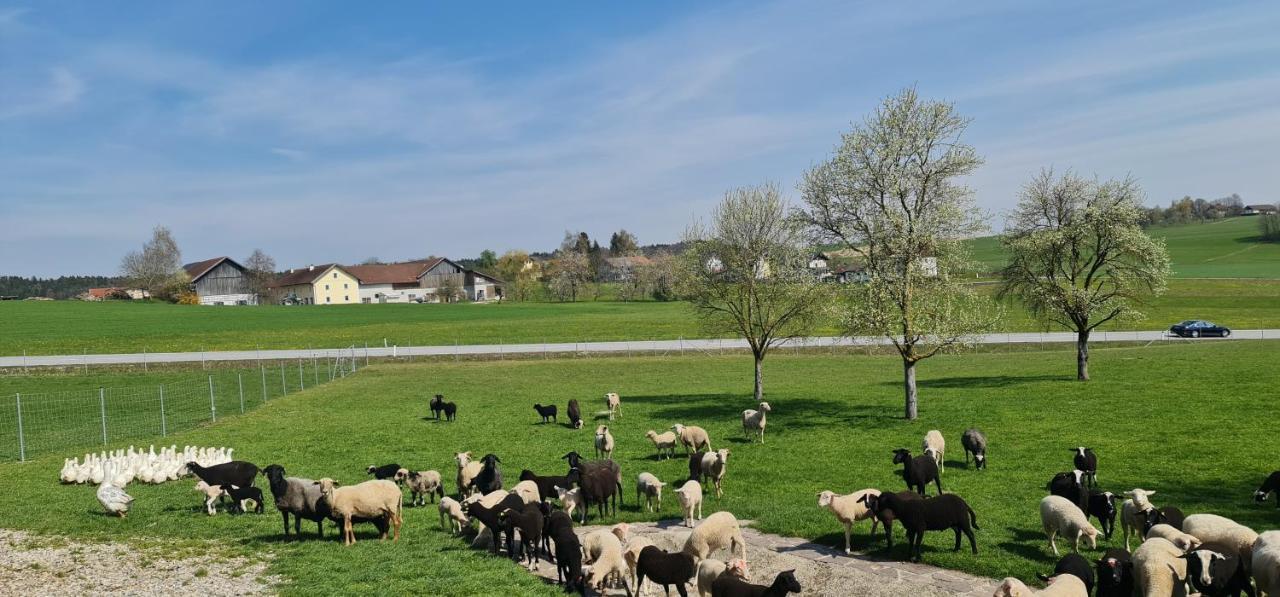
top-left (182, 257), bottom-right (256, 305)
top-left (345, 258), bottom-right (502, 303)
top-left (600, 255), bottom-right (652, 282)
top-left (268, 264), bottom-right (359, 305)
top-left (1243, 204), bottom-right (1278, 215)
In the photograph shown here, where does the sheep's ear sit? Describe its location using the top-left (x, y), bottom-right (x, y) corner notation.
top-left (1146, 491), bottom-right (1156, 496)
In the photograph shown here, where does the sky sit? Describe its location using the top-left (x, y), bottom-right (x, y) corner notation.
top-left (2, 1), bottom-right (1279, 277)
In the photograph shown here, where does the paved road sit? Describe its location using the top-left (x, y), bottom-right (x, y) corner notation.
top-left (3, 329), bottom-right (1276, 368)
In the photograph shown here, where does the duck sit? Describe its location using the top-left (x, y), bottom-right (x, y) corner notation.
top-left (97, 464), bottom-right (134, 517)
top-left (60, 458), bottom-right (77, 484)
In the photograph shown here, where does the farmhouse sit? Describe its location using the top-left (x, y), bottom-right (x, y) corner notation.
top-left (600, 255), bottom-right (652, 282)
top-left (345, 258), bottom-right (502, 303)
top-left (1243, 204), bottom-right (1278, 215)
top-left (182, 257), bottom-right (256, 305)
top-left (268, 264), bottom-right (359, 305)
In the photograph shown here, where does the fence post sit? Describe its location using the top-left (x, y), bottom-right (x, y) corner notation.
top-left (99, 388), bottom-right (107, 445)
top-left (238, 373), bottom-right (245, 414)
top-left (201, 346), bottom-right (207, 370)
top-left (455, 339), bottom-right (459, 363)
top-left (312, 352), bottom-right (319, 386)
top-left (159, 384), bottom-right (167, 437)
top-left (83, 348), bottom-right (88, 374)
top-left (365, 342), bottom-right (370, 366)
top-left (208, 375), bottom-right (217, 422)
top-left (281, 362), bottom-right (287, 394)
top-left (15, 393), bottom-right (25, 462)
top-left (260, 363), bottom-right (268, 402)
top-left (22, 350), bottom-right (27, 375)
top-left (298, 359), bottom-right (304, 390)
top-left (142, 346), bottom-right (148, 373)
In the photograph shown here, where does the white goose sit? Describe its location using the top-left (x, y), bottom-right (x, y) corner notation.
top-left (96, 463), bottom-right (134, 517)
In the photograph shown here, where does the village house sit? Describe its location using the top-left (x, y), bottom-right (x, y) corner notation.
top-left (600, 255), bottom-right (652, 282)
top-left (268, 264), bottom-right (360, 305)
top-left (182, 257), bottom-right (256, 305)
top-left (1243, 204), bottom-right (1278, 215)
top-left (345, 258), bottom-right (502, 303)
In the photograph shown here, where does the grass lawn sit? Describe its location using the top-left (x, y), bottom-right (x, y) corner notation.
top-left (0, 342), bottom-right (1276, 593)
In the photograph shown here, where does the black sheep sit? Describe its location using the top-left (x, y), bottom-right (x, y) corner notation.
top-left (499, 506), bottom-right (544, 569)
top-left (442, 400), bottom-right (457, 421)
top-left (551, 525), bottom-right (586, 594)
top-left (858, 490), bottom-right (923, 549)
top-left (960, 428), bottom-right (987, 470)
top-left (464, 496), bottom-right (524, 555)
top-left (262, 464), bottom-right (326, 538)
top-left (1143, 505), bottom-right (1186, 534)
top-left (563, 451), bottom-right (623, 517)
top-left (1085, 489), bottom-right (1121, 540)
top-left (474, 454), bottom-right (504, 495)
top-left (566, 399), bottom-right (582, 429)
top-left (429, 394), bottom-right (445, 419)
top-left (687, 452), bottom-right (704, 485)
top-left (566, 464), bottom-right (619, 522)
top-left (1094, 548), bottom-right (1133, 597)
top-left (1047, 470), bottom-right (1087, 510)
top-left (540, 504), bottom-right (574, 562)
top-left (1072, 447), bottom-right (1097, 487)
top-left (892, 448), bottom-right (942, 496)
top-left (1184, 544), bottom-right (1253, 597)
top-left (636, 545), bottom-right (697, 597)
top-left (366, 463), bottom-right (402, 481)
top-left (224, 484), bottom-right (265, 514)
top-left (711, 568), bottom-right (802, 597)
top-left (186, 461), bottom-right (259, 493)
top-left (868, 491), bottom-right (977, 562)
top-left (519, 469), bottom-right (570, 505)
top-left (1254, 470), bottom-right (1280, 507)
top-left (1037, 553), bottom-right (1094, 595)
top-left (533, 403), bottom-right (558, 424)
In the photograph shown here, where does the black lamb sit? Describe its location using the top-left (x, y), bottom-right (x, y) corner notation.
top-left (186, 461), bottom-right (259, 493)
top-left (474, 454), bottom-right (503, 495)
top-left (1047, 470), bottom-right (1087, 510)
top-left (892, 448), bottom-right (942, 496)
top-left (635, 545), bottom-right (697, 597)
top-left (1072, 447), bottom-right (1097, 487)
top-left (711, 568), bottom-right (802, 597)
top-left (465, 496), bottom-right (524, 555)
top-left (1185, 543), bottom-right (1253, 597)
top-left (866, 491), bottom-right (977, 562)
top-left (1254, 470), bottom-right (1280, 507)
top-left (441, 399), bottom-right (457, 421)
top-left (566, 399), bottom-right (582, 429)
top-left (519, 469), bottom-right (570, 505)
top-left (533, 403), bottom-right (558, 424)
top-left (551, 523), bottom-right (585, 595)
top-left (858, 490), bottom-right (923, 549)
top-left (499, 506), bottom-right (544, 569)
top-left (429, 394), bottom-right (445, 419)
top-left (1094, 548), bottom-right (1133, 597)
top-left (224, 484), bottom-right (265, 514)
top-left (960, 428), bottom-right (987, 470)
top-left (1143, 505), bottom-right (1186, 534)
top-left (540, 504), bottom-right (574, 562)
top-left (1085, 489), bottom-right (1121, 539)
top-left (366, 463), bottom-right (402, 481)
top-left (1037, 553), bottom-right (1094, 595)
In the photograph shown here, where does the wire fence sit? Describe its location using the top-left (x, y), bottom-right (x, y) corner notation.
top-left (0, 349), bottom-right (359, 463)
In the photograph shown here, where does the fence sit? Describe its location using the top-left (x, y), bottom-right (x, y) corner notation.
top-left (0, 349), bottom-right (359, 463)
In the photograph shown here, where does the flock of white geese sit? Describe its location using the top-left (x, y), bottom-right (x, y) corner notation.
top-left (57, 445), bottom-right (234, 517)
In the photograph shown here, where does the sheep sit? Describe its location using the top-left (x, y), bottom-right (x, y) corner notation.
top-left (1047, 470), bottom-right (1087, 510)
top-left (1040, 495), bottom-right (1100, 556)
top-left (893, 448), bottom-right (942, 496)
top-left (552, 527), bottom-right (586, 594)
top-left (511, 479), bottom-right (541, 505)
top-left (462, 490), bottom-right (512, 549)
top-left (499, 506), bottom-right (544, 570)
top-left (922, 430), bottom-right (945, 473)
top-left (1036, 553), bottom-right (1094, 595)
top-left (646, 429), bottom-right (679, 460)
top-left (1132, 537), bottom-right (1187, 597)
top-left (437, 496), bottom-right (468, 534)
top-left (367, 463), bottom-right (402, 481)
top-left (865, 491), bottom-right (977, 562)
top-left (636, 545), bottom-right (698, 596)
top-left (1255, 471), bottom-right (1280, 508)
top-left (992, 574), bottom-right (1087, 597)
top-left (1144, 523), bottom-right (1201, 552)
top-left (696, 559), bottom-right (749, 597)
top-left (961, 428), bottom-right (987, 470)
top-left (676, 479), bottom-right (704, 527)
top-left (554, 485), bottom-right (585, 522)
top-left (1084, 489), bottom-right (1120, 540)
top-left (673, 424), bottom-right (711, 454)
top-left (538, 504), bottom-right (572, 558)
top-left (1253, 530), bottom-right (1280, 597)
top-left (223, 483), bottom-right (265, 514)
top-left (637, 472), bottom-right (666, 513)
top-left (605, 392), bottom-right (622, 420)
top-left (533, 403), bottom-right (558, 424)
top-left (261, 464), bottom-right (328, 538)
top-left (1120, 488), bottom-right (1158, 551)
top-left (194, 480), bottom-right (223, 515)
top-left (697, 449), bottom-right (731, 498)
top-left (455, 451), bottom-right (484, 496)
top-left (567, 399), bottom-right (583, 429)
top-left (430, 393), bottom-right (446, 419)
top-left (817, 488), bottom-right (881, 554)
top-left (1185, 544), bottom-right (1253, 597)
top-left (595, 425), bottom-right (615, 460)
top-left (711, 568), bottom-right (802, 596)
top-left (1143, 506), bottom-right (1186, 534)
top-left (583, 523), bottom-right (631, 563)
top-left (683, 511), bottom-right (747, 564)
top-left (1183, 513), bottom-right (1260, 569)
top-left (315, 478), bottom-right (402, 546)
top-left (473, 453), bottom-right (503, 495)
top-left (519, 469), bottom-right (571, 504)
top-left (583, 525), bottom-right (631, 592)
top-left (1094, 548), bottom-right (1134, 597)
top-left (465, 494), bottom-right (524, 554)
top-left (586, 543), bottom-right (630, 594)
top-left (623, 536), bottom-right (656, 594)
top-left (741, 402), bottom-right (771, 443)
top-left (431, 394), bottom-right (457, 421)
top-left (563, 451), bottom-right (623, 519)
top-left (405, 470), bottom-right (444, 506)
top-left (858, 490), bottom-right (923, 549)
top-left (185, 460), bottom-right (259, 494)
top-left (1071, 447), bottom-right (1097, 487)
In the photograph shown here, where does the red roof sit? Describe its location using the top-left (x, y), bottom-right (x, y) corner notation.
top-left (268, 264), bottom-right (344, 288)
top-left (344, 259), bottom-right (442, 285)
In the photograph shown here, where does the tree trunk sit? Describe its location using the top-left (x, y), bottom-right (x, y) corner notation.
top-left (1076, 330), bottom-right (1090, 381)
top-left (903, 359), bottom-right (918, 420)
top-left (753, 354), bottom-right (764, 402)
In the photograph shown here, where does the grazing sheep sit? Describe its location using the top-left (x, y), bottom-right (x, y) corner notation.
top-left (1142, 506), bottom-right (1186, 534)
top-left (1040, 495), bottom-right (1100, 556)
top-left (554, 485), bottom-right (585, 522)
top-left (455, 452), bottom-right (484, 497)
top-left (185, 460), bottom-right (259, 493)
top-left (223, 484), bottom-right (265, 514)
top-left (595, 425), bottom-right (615, 460)
top-left (623, 536), bottom-right (656, 594)
top-left (315, 478), bottom-right (403, 546)
top-left (567, 399), bottom-right (583, 429)
top-left (960, 428), bottom-right (987, 470)
top-left (261, 464), bottom-right (328, 538)
top-left (741, 402), bottom-right (771, 443)
top-left (1183, 513), bottom-right (1260, 569)
top-left (683, 511), bottom-right (747, 564)
top-left (1255, 471), bottom-right (1280, 508)
top-left (437, 496), bottom-right (467, 534)
top-left (473, 454), bottom-right (504, 495)
top-left (673, 424), bottom-right (712, 454)
top-left (1253, 530), bottom-right (1280, 596)
top-left (582, 523), bottom-right (631, 563)
top-left (1084, 490), bottom-right (1120, 540)
top-left (858, 490), bottom-right (923, 549)
top-left (1072, 447), bottom-right (1097, 487)
top-left (519, 469), bottom-right (570, 505)
top-left (893, 448), bottom-right (942, 496)
top-left (637, 545), bottom-right (698, 596)
top-left (1185, 544), bottom-right (1252, 597)
top-left (1144, 523), bottom-right (1201, 552)
top-left (697, 449), bottom-right (731, 498)
top-left (711, 568), bottom-right (802, 597)
top-left (636, 472), bottom-right (666, 513)
top-left (404, 470), bottom-right (444, 506)
top-left (1094, 548), bottom-right (1133, 597)
top-left (510, 480), bottom-right (540, 505)
top-left (1132, 537), bottom-right (1187, 597)
top-left (1047, 470), bottom-right (1087, 510)
top-left (817, 488), bottom-right (882, 554)
top-left (366, 464), bottom-right (402, 481)
top-left (696, 559), bottom-right (748, 597)
top-left (676, 479), bottom-right (704, 527)
top-left (605, 392), bottom-right (622, 420)
top-left (583, 525), bottom-right (630, 593)
top-left (1037, 553), bottom-right (1094, 595)
top-left (499, 506), bottom-right (544, 570)
top-left (922, 430), bottom-right (945, 473)
top-left (992, 574), bottom-right (1087, 597)
top-left (1120, 488), bottom-right (1158, 551)
top-left (866, 492), bottom-right (977, 563)
top-left (533, 403), bottom-right (558, 424)
top-left (646, 429), bottom-right (679, 460)
top-left (194, 480), bottom-right (223, 516)
top-left (551, 523), bottom-right (586, 594)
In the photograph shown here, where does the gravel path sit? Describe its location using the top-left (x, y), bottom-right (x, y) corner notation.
top-left (0, 529), bottom-right (277, 596)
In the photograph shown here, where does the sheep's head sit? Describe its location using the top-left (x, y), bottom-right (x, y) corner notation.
top-left (671, 423), bottom-right (685, 433)
top-left (1255, 489), bottom-right (1272, 502)
top-left (596, 425), bottom-right (609, 436)
top-left (1096, 555), bottom-right (1129, 586)
top-left (1184, 550), bottom-right (1228, 589)
top-left (716, 448), bottom-right (730, 463)
top-left (891, 449), bottom-right (910, 465)
top-left (480, 454), bottom-right (500, 468)
top-left (454, 452), bottom-right (472, 467)
top-left (856, 492), bottom-right (881, 513)
top-left (726, 558), bottom-right (750, 580)
top-left (758, 401), bottom-right (771, 412)
top-left (645, 430), bottom-right (658, 440)
top-left (1080, 525), bottom-right (1099, 549)
top-left (1172, 535), bottom-right (1202, 552)
top-left (1124, 488), bottom-right (1156, 509)
top-left (394, 468), bottom-right (410, 482)
top-left (817, 490), bottom-right (835, 508)
top-left (261, 464), bottom-right (286, 481)
top-left (993, 577), bottom-right (1033, 597)
top-left (314, 478), bottom-right (339, 499)
top-left (610, 522), bottom-right (630, 541)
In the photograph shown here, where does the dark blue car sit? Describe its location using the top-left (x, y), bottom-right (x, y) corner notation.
top-left (1169, 320), bottom-right (1231, 338)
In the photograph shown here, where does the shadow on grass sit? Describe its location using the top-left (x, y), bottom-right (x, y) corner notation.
top-left (625, 393), bottom-right (898, 429)
top-left (876, 374), bottom-right (1068, 389)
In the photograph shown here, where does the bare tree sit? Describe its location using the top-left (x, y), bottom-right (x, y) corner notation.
top-left (120, 225), bottom-right (186, 300)
top-left (437, 275), bottom-right (464, 303)
top-left (797, 88), bottom-right (1000, 420)
top-left (683, 183), bottom-right (828, 402)
top-left (243, 249), bottom-right (277, 304)
top-left (548, 251), bottom-right (591, 302)
top-left (999, 169), bottom-right (1170, 380)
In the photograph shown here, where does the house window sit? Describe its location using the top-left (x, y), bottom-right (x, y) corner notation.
top-left (326, 297), bottom-right (331, 303)
top-left (344, 295), bottom-right (349, 301)
top-left (325, 284), bottom-right (330, 290)
top-left (343, 283), bottom-right (348, 289)
top-left (362, 298), bottom-right (370, 304)
top-left (333, 273), bottom-right (337, 279)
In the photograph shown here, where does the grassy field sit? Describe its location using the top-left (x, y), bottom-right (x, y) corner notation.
top-left (0, 342), bottom-right (1276, 593)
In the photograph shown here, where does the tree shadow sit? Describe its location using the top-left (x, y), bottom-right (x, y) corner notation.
top-left (624, 393), bottom-right (897, 429)
top-left (876, 374), bottom-right (1068, 389)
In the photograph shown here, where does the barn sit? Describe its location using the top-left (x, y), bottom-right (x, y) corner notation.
top-left (183, 257), bottom-right (256, 306)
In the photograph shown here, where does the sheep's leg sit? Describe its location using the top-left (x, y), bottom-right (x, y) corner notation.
top-left (952, 527), bottom-right (962, 551)
top-left (964, 526), bottom-right (977, 554)
top-left (1072, 531), bottom-right (1080, 553)
top-left (1046, 528), bottom-right (1059, 556)
top-left (934, 476), bottom-right (944, 495)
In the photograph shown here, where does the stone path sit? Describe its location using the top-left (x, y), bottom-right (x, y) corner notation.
top-left (526, 520), bottom-right (997, 596)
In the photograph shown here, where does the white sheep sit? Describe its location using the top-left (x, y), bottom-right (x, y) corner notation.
top-left (511, 480), bottom-right (541, 505)
top-left (1119, 488), bottom-right (1158, 551)
top-left (636, 472), bottom-right (666, 513)
top-left (595, 425), bottom-right (615, 460)
top-left (1145, 523), bottom-right (1202, 552)
top-left (645, 430), bottom-right (678, 460)
top-left (583, 523), bottom-right (630, 563)
top-left (992, 574), bottom-right (1088, 596)
top-left (605, 392), bottom-right (622, 420)
top-left (404, 470), bottom-right (443, 507)
top-left (675, 479), bottom-right (704, 527)
top-left (586, 542), bottom-right (629, 594)
top-left (437, 496), bottom-right (467, 534)
top-left (554, 485), bottom-right (584, 521)
top-left (923, 429), bottom-right (945, 473)
top-left (316, 478), bottom-right (403, 546)
top-left (1040, 495), bottom-right (1100, 556)
top-left (622, 535), bottom-right (655, 594)
top-left (454, 451), bottom-right (483, 496)
top-left (696, 558), bottom-right (749, 597)
top-left (1132, 537), bottom-right (1187, 597)
top-left (1253, 530), bottom-right (1280, 596)
top-left (741, 402), bottom-right (771, 443)
top-left (193, 480), bottom-right (223, 516)
top-left (698, 449), bottom-right (730, 498)
top-left (1183, 513), bottom-right (1260, 568)
top-left (672, 423), bottom-right (711, 454)
top-left (683, 511), bottom-right (747, 564)
top-left (465, 489), bottom-right (511, 549)
top-left (817, 488), bottom-right (882, 554)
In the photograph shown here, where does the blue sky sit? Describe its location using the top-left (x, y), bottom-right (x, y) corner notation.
top-left (2, 1), bottom-right (1278, 276)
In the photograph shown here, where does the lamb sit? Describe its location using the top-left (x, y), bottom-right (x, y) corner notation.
top-left (1182, 513), bottom-right (1260, 569)
top-left (533, 403), bottom-right (558, 424)
top-left (676, 479), bottom-right (704, 527)
top-left (636, 472), bottom-right (666, 513)
top-left (741, 402), bottom-right (771, 443)
top-left (1094, 548), bottom-right (1133, 597)
top-left (1185, 544), bottom-right (1252, 597)
top-left (539, 504), bottom-right (573, 559)
top-left (519, 469), bottom-right (571, 504)
top-left (194, 480), bottom-right (223, 516)
top-left (1047, 470), bottom-right (1087, 510)
top-left (1119, 488), bottom-right (1158, 551)
top-left (404, 470), bottom-right (444, 506)
top-left (673, 423), bottom-right (711, 454)
top-left (499, 506), bottom-right (544, 570)
top-left (683, 511), bottom-right (747, 564)
top-left (366, 463), bottom-right (402, 481)
top-left (465, 494), bottom-right (524, 554)
top-left (865, 491), bottom-right (977, 563)
top-left (1040, 495), bottom-right (1100, 556)
top-left (511, 479), bottom-right (541, 505)
top-left (1037, 553), bottom-right (1094, 595)
top-left (551, 525), bottom-right (586, 594)
top-left (554, 485), bottom-right (585, 522)
top-left (1254, 471), bottom-right (1280, 507)
top-left (1132, 537), bottom-right (1187, 597)
top-left (582, 523), bottom-right (631, 563)
top-left (696, 559), bottom-right (749, 597)
top-left (430, 393), bottom-right (446, 419)
top-left (437, 496), bottom-right (467, 534)
top-left (223, 483), bottom-right (265, 514)
top-left (1142, 506), bottom-right (1186, 534)
top-left (455, 451), bottom-right (484, 496)
top-left (636, 545), bottom-right (698, 596)
top-left (261, 464), bottom-right (328, 538)
top-left (1071, 447), bottom-right (1097, 487)
top-left (586, 543), bottom-right (630, 594)
top-left (605, 392), bottom-right (622, 420)
top-left (647, 429), bottom-right (679, 460)
top-left (623, 536), bottom-right (656, 594)
top-left (583, 525), bottom-right (631, 592)
top-left (472, 453), bottom-right (503, 495)
top-left (1084, 489), bottom-right (1120, 540)
top-left (567, 399), bottom-right (583, 429)
top-left (922, 430), bottom-right (945, 473)
top-left (859, 490), bottom-right (923, 549)
top-left (430, 394), bottom-right (457, 421)
top-left (595, 425), bottom-right (615, 460)
top-left (893, 448), bottom-right (942, 496)
top-left (462, 490), bottom-right (511, 548)
top-left (710, 569), bottom-right (802, 597)
top-left (185, 460), bottom-right (259, 493)
top-left (817, 488), bottom-right (881, 554)
top-left (315, 478), bottom-right (402, 546)
top-left (1144, 523), bottom-right (1201, 552)
top-left (961, 428), bottom-right (987, 470)
top-left (991, 574), bottom-right (1087, 597)
top-left (697, 449), bottom-right (731, 498)
top-left (1253, 530), bottom-right (1280, 597)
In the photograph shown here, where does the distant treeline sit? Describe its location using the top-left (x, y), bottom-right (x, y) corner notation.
top-left (0, 275), bottom-right (124, 299)
top-left (1141, 194), bottom-right (1248, 227)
